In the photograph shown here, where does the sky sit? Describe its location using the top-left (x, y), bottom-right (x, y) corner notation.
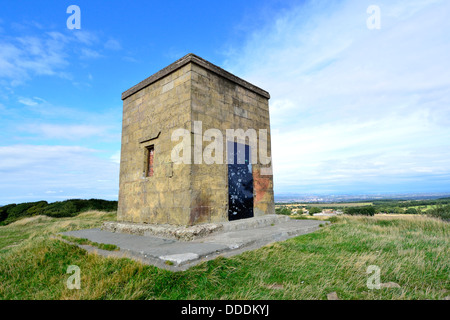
top-left (0, 0), bottom-right (449, 204)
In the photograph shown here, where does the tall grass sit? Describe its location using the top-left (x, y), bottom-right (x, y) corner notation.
top-left (0, 212), bottom-right (448, 300)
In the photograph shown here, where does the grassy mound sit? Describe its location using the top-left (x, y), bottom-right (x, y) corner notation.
top-left (0, 199), bottom-right (117, 226)
top-left (0, 213), bottom-right (448, 299)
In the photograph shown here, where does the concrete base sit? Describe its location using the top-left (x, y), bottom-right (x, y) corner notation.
top-left (102, 214), bottom-right (291, 241)
top-left (62, 216), bottom-right (328, 271)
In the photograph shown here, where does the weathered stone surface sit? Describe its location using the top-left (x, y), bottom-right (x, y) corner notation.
top-left (159, 253), bottom-right (199, 264)
top-left (122, 54), bottom-right (270, 100)
top-left (103, 215), bottom-right (289, 241)
top-left (103, 220), bottom-right (223, 241)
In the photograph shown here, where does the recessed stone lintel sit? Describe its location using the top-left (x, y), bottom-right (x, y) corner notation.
top-left (139, 131), bottom-right (161, 144)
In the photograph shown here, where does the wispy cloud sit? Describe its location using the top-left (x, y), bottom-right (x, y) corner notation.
top-left (104, 38), bottom-right (122, 51)
top-left (10, 94), bottom-right (121, 126)
top-left (225, 0), bottom-right (450, 193)
top-left (0, 145), bottom-right (119, 204)
top-left (110, 150), bottom-right (121, 164)
top-left (18, 97), bottom-right (39, 106)
top-left (0, 32), bottom-right (70, 85)
top-left (0, 29), bottom-right (112, 87)
top-left (23, 123), bottom-right (114, 140)
top-left (80, 48), bottom-right (102, 59)
top-left (73, 30), bottom-right (98, 45)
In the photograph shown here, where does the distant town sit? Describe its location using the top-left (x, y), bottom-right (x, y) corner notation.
top-left (275, 192), bottom-right (450, 203)
top-left (274, 192), bottom-right (450, 218)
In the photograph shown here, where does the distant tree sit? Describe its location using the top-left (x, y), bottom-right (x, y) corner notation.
top-left (24, 201), bottom-right (48, 216)
top-left (427, 205), bottom-right (450, 221)
top-left (405, 208), bottom-right (418, 215)
top-left (394, 207), bottom-right (404, 214)
top-left (0, 199), bottom-right (117, 225)
top-left (7, 202), bottom-right (41, 220)
top-left (276, 207), bottom-right (292, 216)
top-left (0, 204), bottom-right (16, 223)
top-left (309, 207), bottom-right (322, 215)
top-left (344, 206), bottom-right (375, 216)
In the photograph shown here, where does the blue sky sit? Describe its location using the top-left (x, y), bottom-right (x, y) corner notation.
top-left (1, 0), bottom-right (449, 204)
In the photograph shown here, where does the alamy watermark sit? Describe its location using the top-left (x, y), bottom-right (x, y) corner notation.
top-left (170, 121), bottom-right (272, 175)
top-left (366, 265), bottom-right (381, 289)
top-left (367, 5), bottom-right (381, 30)
top-left (66, 265), bottom-right (81, 289)
top-left (67, 5), bottom-right (81, 30)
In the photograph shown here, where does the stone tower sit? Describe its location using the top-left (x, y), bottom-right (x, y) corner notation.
top-left (118, 54), bottom-right (274, 226)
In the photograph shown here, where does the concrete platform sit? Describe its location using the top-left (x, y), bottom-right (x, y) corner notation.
top-left (62, 216), bottom-right (328, 271)
top-left (102, 214), bottom-right (294, 241)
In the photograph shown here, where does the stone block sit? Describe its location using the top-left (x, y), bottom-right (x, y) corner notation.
top-left (118, 54), bottom-right (273, 226)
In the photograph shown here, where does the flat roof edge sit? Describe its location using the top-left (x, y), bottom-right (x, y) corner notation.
top-left (121, 53), bottom-right (270, 100)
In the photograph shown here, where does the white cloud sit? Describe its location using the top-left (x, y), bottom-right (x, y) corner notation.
top-left (110, 151), bottom-right (121, 164)
top-left (18, 97), bottom-right (39, 106)
top-left (0, 33), bottom-right (68, 85)
top-left (22, 123), bottom-right (116, 141)
top-left (73, 30), bottom-right (98, 45)
top-left (225, 0), bottom-right (450, 193)
top-left (9, 95), bottom-right (122, 128)
top-left (80, 48), bottom-right (102, 59)
top-left (0, 145), bottom-right (119, 204)
top-left (104, 38), bottom-right (122, 51)
top-left (0, 29), bottom-right (111, 87)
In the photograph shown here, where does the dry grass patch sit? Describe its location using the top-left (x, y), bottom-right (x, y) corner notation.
top-left (0, 213), bottom-right (448, 300)
top-left (8, 215), bottom-right (54, 227)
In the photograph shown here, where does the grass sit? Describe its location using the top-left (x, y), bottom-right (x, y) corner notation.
top-left (0, 212), bottom-right (448, 300)
top-left (60, 235), bottom-right (119, 251)
top-left (409, 205), bottom-right (438, 210)
top-left (0, 211), bottom-right (116, 253)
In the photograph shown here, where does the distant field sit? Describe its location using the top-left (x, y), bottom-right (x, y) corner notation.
top-left (408, 205), bottom-right (438, 210)
top-left (0, 211), bottom-right (448, 300)
top-left (277, 202), bottom-right (373, 208)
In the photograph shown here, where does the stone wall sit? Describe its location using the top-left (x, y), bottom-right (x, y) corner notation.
top-left (189, 63), bottom-right (274, 224)
top-left (118, 63), bottom-right (193, 225)
top-left (118, 54), bottom-right (274, 226)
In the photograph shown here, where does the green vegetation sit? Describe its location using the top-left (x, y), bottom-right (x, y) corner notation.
top-left (427, 205), bottom-right (450, 221)
top-left (372, 197), bottom-right (450, 215)
top-left (275, 202), bottom-right (373, 209)
top-left (0, 210), bottom-right (448, 299)
top-left (0, 199), bottom-right (117, 226)
top-left (327, 216), bottom-right (339, 223)
top-left (0, 211), bottom-right (116, 254)
top-left (275, 207), bottom-right (292, 215)
top-left (344, 206), bottom-right (376, 216)
top-left (276, 197), bottom-right (450, 221)
top-left (372, 197), bottom-right (450, 208)
top-left (405, 208), bottom-right (418, 215)
top-left (308, 207), bottom-right (322, 215)
top-left (61, 235), bottom-right (119, 251)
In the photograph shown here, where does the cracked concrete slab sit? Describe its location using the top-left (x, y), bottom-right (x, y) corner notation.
top-left (62, 217), bottom-right (328, 271)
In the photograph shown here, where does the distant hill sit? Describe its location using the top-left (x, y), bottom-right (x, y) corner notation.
top-left (275, 192), bottom-right (450, 203)
top-left (0, 199), bottom-right (117, 226)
